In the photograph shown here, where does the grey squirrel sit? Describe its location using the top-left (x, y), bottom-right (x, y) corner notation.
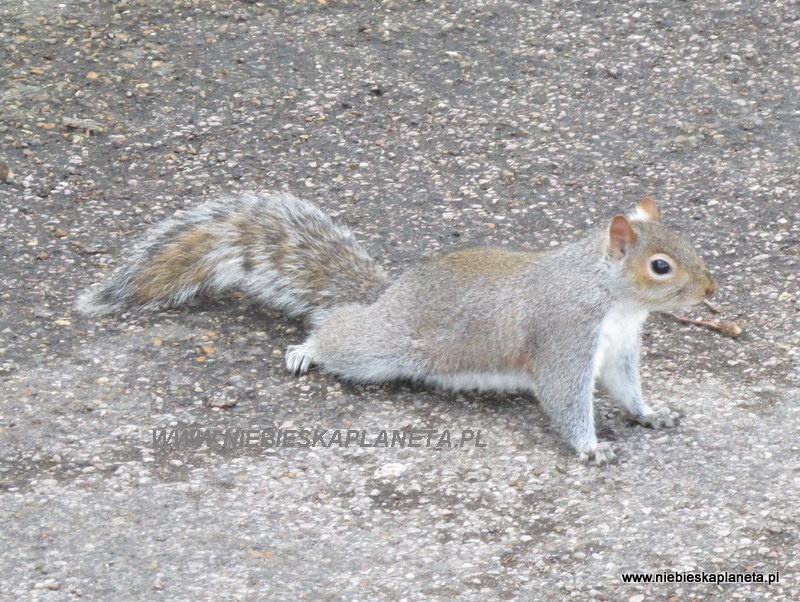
top-left (77, 193), bottom-right (716, 464)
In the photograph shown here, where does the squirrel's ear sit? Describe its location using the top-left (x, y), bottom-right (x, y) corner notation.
top-left (608, 215), bottom-right (638, 260)
top-left (628, 197), bottom-right (659, 222)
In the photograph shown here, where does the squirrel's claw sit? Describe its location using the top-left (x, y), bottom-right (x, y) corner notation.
top-left (634, 408), bottom-right (679, 430)
top-left (579, 442), bottom-right (617, 466)
top-left (285, 343), bottom-right (315, 376)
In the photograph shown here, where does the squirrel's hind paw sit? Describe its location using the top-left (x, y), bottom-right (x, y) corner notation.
top-left (579, 442), bottom-right (617, 466)
top-left (285, 343), bottom-right (316, 376)
top-left (634, 407), bottom-right (679, 430)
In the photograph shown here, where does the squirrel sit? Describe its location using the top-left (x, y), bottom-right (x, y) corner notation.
top-left (77, 192), bottom-right (716, 464)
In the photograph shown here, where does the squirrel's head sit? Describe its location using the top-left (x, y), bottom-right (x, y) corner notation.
top-left (608, 197), bottom-right (716, 311)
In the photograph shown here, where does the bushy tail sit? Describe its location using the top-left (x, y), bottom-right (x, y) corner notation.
top-left (76, 192), bottom-right (390, 319)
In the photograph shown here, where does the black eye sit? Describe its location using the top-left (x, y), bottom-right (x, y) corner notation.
top-left (651, 259), bottom-right (672, 275)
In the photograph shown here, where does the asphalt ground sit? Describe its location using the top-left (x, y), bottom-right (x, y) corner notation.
top-left (1, 1), bottom-right (798, 600)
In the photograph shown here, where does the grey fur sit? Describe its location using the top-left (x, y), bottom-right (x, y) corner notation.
top-left (78, 194), bottom-right (715, 464)
top-left (290, 234), bottom-right (617, 459)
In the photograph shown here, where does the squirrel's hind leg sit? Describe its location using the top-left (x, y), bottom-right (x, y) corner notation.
top-left (284, 304), bottom-right (420, 384)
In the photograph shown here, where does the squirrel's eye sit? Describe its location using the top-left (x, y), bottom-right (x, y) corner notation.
top-left (651, 258), bottom-right (672, 275)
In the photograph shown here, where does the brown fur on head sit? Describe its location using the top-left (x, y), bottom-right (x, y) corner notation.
top-left (608, 198), bottom-right (716, 311)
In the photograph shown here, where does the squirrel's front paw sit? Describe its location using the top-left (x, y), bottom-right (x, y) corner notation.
top-left (579, 442), bottom-right (617, 466)
top-left (635, 407), bottom-right (679, 430)
top-left (285, 343), bottom-right (316, 376)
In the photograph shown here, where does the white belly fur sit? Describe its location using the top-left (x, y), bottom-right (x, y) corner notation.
top-left (593, 303), bottom-right (649, 379)
top-left (427, 371), bottom-right (536, 393)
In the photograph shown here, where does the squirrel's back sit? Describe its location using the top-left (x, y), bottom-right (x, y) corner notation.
top-left (76, 192), bottom-right (390, 319)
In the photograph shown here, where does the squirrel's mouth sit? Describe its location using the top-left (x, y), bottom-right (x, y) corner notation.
top-left (685, 290), bottom-right (710, 307)
top-left (650, 289), bottom-right (708, 312)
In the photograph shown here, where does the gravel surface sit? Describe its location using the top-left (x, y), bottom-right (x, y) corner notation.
top-left (1, 1), bottom-right (798, 600)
